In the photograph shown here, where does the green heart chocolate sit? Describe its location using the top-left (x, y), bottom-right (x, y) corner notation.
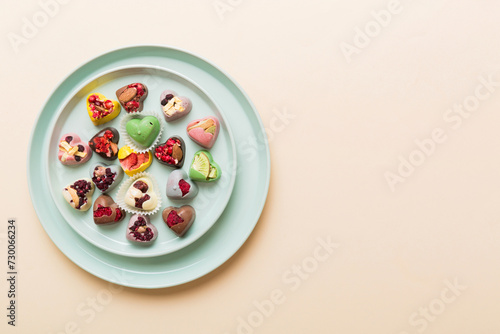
top-left (189, 150), bottom-right (221, 182)
top-left (126, 116), bottom-right (160, 147)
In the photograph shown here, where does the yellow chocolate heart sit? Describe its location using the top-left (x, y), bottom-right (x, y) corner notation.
top-left (87, 93), bottom-right (121, 126)
top-left (118, 146), bottom-right (152, 176)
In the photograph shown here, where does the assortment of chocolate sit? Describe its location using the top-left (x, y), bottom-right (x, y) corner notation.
top-left (60, 84), bottom-right (225, 244)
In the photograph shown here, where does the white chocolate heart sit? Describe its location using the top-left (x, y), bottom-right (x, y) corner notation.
top-left (124, 177), bottom-right (158, 211)
top-left (62, 178), bottom-right (95, 211)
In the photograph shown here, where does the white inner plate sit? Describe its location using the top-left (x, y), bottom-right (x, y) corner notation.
top-left (46, 65), bottom-right (236, 258)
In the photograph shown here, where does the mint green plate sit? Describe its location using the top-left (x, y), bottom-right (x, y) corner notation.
top-left (47, 65), bottom-right (236, 258)
top-left (28, 45), bottom-right (270, 288)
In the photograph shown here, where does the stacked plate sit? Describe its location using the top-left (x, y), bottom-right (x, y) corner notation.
top-left (28, 45), bottom-right (270, 288)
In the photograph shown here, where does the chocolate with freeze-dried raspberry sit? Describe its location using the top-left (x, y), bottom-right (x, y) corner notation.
top-left (116, 83), bottom-right (148, 113)
top-left (89, 163), bottom-right (123, 193)
top-left (88, 127), bottom-right (120, 160)
top-left (126, 214), bottom-right (157, 243)
top-left (154, 136), bottom-right (185, 168)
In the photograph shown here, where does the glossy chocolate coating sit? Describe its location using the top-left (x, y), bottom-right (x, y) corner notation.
top-left (126, 214), bottom-right (157, 243)
top-left (160, 90), bottom-right (192, 122)
top-left (88, 127), bottom-right (120, 160)
top-left (154, 135), bottom-right (186, 168)
top-left (93, 194), bottom-right (125, 225)
top-left (116, 83), bottom-right (148, 113)
top-left (166, 170), bottom-right (198, 200)
top-left (89, 162), bottom-right (124, 193)
top-left (162, 205), bottom-right (196, 237)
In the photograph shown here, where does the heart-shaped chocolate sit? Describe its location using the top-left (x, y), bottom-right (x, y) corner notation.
top-left (89, 163), bottom-right (123, 193)
top-left (154, 136), bottom-right (185, 168)
top-left (160, 90), bottom-right (192, 122)
top-left (126, 214), bottom-right (157, 243)
top-left (118, 146), bottom-right (152, 176)
top-left (93, 194), bottom-right (125, 225)
top-left (116, 83), bottom-right (148, 113)
top-left (186, 116), bottom-right (220, 149)
top-left (124, 176), bottom-right (158, 211)
top-left (162, 205), bottom-right (196, 237)
top-left (88, 127), bottom-right (120, 160)
top-left (126, 116), bottom-right (160, 147)
top-left (166, 170), bottom-right (198, 200)
top-left (58, 133), bottom-right (92, 166)
top-left (87, 93), bottom-right (121, 126)
top-left (62, 178), bottom-right (95, 211)
top-left (189, 150), bottom-right (221, 182)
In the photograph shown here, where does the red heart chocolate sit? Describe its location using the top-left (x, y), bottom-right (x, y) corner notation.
top-left (88, 127), bottom-right (120, 160)
top-left (93, 194), bottom-right (126, 225)
top-left (162, 205), bottom-right (196, 237)
top-left (154, 136), bottom-right (185, 168)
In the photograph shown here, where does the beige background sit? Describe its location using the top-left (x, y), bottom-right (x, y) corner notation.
top-left (2, 0), bottom-right (500, 333)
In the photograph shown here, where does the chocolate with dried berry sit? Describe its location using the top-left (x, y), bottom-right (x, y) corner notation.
top-left (93, 194), bottom-right (125, 225)
top-left (86, 93), bottom-right (121, 126)
top-left (166, 170), bottom-right (198, 200)
top-left (88, 127), bottom-right (120, 160)
top-left (124, 176), bottom-right (158, 211)
top-left (58, 133), bottom-right (92, 166)
top-left (116, 83), bottom-right (148, 113)
top-left (186, 116), bottom-right (220, 149)
top-left (162, 205), bottom-right (196, 237)
top-left (62, 178), bottom-right (95, 211)
top-left (154, 136), bottom-right (185, 168)
top-left (118, 146), bottom-right (152, 177)
top-left (126, 214), bottom-right (157, 244)
top-left (160, 89), bottom-right (192, 122)
top-left (89, 163), bottom-right (123, 193)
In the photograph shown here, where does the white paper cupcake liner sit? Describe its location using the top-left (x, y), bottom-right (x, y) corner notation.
top-left (120, 110), bottom-right (164, 154)
top-left (116, 172), bottom-right (162, 216)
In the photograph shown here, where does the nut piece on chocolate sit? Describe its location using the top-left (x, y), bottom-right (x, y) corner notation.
top-left (162, 205), bottom-right (196, 237)
top-left (124, 177), bottom-right (158, 211)
top-left (154, 136), bottom-right (186, 168)
top-left (62, 178), bottom-right (95, 211)
top-left (116, 83), bottom-right (148, 113)
top-left (126, 214), bottom-right (157, 243)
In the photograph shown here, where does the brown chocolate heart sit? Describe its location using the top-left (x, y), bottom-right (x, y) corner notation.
top-left (126, 214), bottom-right (157, 243)
top-left (93, 194), bottom-right (126, 225)
top-left (88, 127), bottom-right (120, 160)
top-left (116, 83), bottom-right (148, 113)
top-left (154, 136), bottom-right (186, 168)
top-left (162, 205), bottom-right (196, 237)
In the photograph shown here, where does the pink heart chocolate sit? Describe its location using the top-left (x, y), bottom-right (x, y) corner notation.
top-left (160, 90), bottom-right (192, 122)
top-left (126, 214), bottom-right (158, 244)
top-left (58, 133), bottom-right (92, 166)
top-left (116, 83), bottom-right (148, 113)
top-left (186, 116), bottom-right (220, 149)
